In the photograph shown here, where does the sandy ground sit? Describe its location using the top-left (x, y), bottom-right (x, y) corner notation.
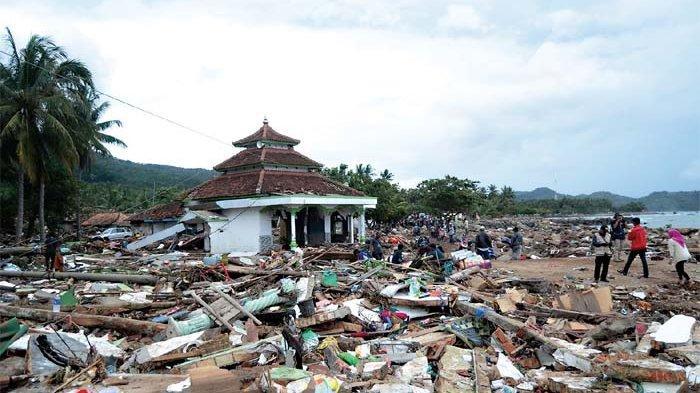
top-left (490, 256), bottom-right (699, 289)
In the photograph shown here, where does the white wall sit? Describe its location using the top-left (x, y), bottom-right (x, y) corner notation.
top-left (208, 207), bottom-right (264, 254)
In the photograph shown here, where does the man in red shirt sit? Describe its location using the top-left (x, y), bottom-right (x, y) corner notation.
top-left (618, 217), bottom-right (649, 278)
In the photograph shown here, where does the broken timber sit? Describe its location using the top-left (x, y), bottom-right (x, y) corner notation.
top-left (0, 305), bottom-right (166, 335)
top-left (0, 270), bottom-right (158, 285)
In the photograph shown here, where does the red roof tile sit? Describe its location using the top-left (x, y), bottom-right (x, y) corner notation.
top-left (232, 121), bottom-right (300, 147)
top-left (187, 169), bottom-right (363, 200)
top-left (213, 147), bottom-right (322, 172)
top-left (128, 201), bottom-right (184, 222)
top-left (81, 212), bottom-right (130, 227)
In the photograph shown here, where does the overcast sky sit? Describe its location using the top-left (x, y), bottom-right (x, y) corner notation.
top-left (2, 0), bottom-right (698, 197)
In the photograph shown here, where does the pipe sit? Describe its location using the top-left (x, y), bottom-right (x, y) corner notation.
top-left (0, 270), bottom-right (159, 285)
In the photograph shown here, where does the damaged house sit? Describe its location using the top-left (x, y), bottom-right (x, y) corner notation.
top-left (130, 119), bottom-right (376, 255)
top-left (128, 201), bottom-right (184, 236)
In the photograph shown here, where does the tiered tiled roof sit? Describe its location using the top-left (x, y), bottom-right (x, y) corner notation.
top-left (213, 147), bottom-right (322, 172)
top-left (188, 169), bottom-right (363, 200)
top-left (188, 119), bottom-right (364, 200)
top-left (232, 119), bottom-right (300, 147)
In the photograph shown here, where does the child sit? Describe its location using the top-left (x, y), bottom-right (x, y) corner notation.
top-left (667, 229), bottom-right (691, 285)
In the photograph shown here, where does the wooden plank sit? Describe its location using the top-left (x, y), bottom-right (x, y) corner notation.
top-left (188, 292), bottom-right (237, 332)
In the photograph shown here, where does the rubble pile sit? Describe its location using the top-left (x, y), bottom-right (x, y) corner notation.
top-left (459, 217), bottom-right (700, 259)
top-left (0, 237), bottom-right (698, 392)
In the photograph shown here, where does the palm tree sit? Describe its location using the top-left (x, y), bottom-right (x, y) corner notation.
top-left (0, 28), bottom-right (93, 242)
top-left (379, 169), bottom-right (393, 181)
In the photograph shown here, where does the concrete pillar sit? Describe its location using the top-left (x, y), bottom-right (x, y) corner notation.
top-left (290, 210), bottom-right (298, 248)
top-left (359, 207), bottom-right (366, 243)
top-left (348, 213), bottom-right (354, 244)
top-left (303, 207), bottom-right (308, 245)
top-left (323, 211), bottom-right (331, 243)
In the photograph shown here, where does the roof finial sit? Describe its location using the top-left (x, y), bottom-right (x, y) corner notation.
top-left (263, 116), bottom-right (268, 125)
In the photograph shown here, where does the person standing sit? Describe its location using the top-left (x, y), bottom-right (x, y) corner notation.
top-left (475, 226), bottom-right (492, 260)
top-left (610, 213), bottom-right (626, 261)
top-left (44, 233), bottom-right (59, 272)
top-left (667, 229), bottom-right (691, 285)
top-left (447, 225), bottom-right (456, 244)
top-left (510, 227), bottom-right (523, 260)
top-left (618, 217), bottom-right (648, 278)
top-left (591, 225), bottom-right (612, 282)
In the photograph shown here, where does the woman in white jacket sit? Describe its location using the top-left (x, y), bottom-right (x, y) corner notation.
top-left (667, 229), bottom-right (691, 285)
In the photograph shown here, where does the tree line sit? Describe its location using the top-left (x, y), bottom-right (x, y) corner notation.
top-left (323, 164), bottom-right (645, 223)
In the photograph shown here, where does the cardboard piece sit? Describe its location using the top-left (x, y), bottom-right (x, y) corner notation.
top-left (555, 287), bottom-right (612, 314)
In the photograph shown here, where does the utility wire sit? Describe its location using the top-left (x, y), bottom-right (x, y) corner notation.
top-left (0, 47), bottom-right (235, 248)
top-left (0, 48), bottom-right (232, 147)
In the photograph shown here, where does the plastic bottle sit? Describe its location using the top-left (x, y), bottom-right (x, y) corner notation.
top-left (52, 294), bottom-right (61, 313)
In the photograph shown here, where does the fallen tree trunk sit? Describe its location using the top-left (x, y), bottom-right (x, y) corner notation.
top-left (225, 265), bottom-right (309, 277)
top-left (523, 304), bottom-right (607, 323)
top-left (0, 305), bottom-right (166, 334)
top-left (77, 301), bottom-right (180, 315)
top-left (0, 270), bottom-right (158, 285)
top-left (0, 247), bottom-right (33, 257)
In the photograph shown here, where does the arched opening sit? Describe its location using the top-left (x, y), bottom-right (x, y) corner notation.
top-left (330, 211), bottom-right (348, 243)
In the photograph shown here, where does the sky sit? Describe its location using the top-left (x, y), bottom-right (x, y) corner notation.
top-left (1, 0), bottom-right (698, 197)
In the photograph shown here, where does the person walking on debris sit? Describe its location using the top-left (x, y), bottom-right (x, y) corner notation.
top-left (591, 225), bottom-right (612, 282)
top-left (610, 213), bottom-right (626, 261)
top-left (370, 235), bottom-right (384, 260)
top-left (44, 232), bottom-right (60, 272)
top-left (667, 229), bottom-right (692, 286)
top-left (475, 226), bottom-right (492, 260)
top-left (618, 217), bottom-right (649, 278)
top-left (510, 227), bottom-right (523, 260)
top-left (447, 225), bottom-right (456, 243)
top-left (391, 243), bottom-right (404, 264)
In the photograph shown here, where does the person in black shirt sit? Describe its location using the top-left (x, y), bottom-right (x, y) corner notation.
top-left (44, 233), bottom-right (60, 272)
top-left (475, 226), bottom-right (492, 260)
top-left (610, 213), bottom-right (626, 261)
top-left (391, 244), bottom-right (404, 263)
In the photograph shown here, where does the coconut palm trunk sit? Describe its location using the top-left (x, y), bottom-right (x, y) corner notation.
top-left (38, 177), bottom-right (45, 243)
top-left (76, 169), bottom-right (82, 240)
top-left (15, 170), bottom-right (23, 239)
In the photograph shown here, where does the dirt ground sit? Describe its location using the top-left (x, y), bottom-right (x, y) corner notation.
top-left (491, 256), bottom-right (700, 289)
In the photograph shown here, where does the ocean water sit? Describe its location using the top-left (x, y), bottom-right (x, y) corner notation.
top-left (635, 211), bottom-right (700, 229)
top-left (579, 211), bottom-right (700, 229)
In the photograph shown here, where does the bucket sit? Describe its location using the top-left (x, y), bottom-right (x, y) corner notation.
top-left (298, 299), bottom-right (315, 317)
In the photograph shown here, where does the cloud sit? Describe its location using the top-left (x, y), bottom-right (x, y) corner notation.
top-left (681, 159), bottom-right (700, 181)
top-left (438, 4), bottom-right (488, 32)
top-left (0, 0), bottom-right (697, 197)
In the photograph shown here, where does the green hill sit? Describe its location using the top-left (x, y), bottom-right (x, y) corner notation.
top-left (84, 155), bottom-right (216, 189)
top-left (516, 188), bottom-right (699, 212)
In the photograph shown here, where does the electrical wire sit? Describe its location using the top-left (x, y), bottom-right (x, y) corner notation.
top-left (0, 48), bottom-right (232, 147)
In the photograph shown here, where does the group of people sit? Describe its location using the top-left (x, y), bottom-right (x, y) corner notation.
top-left (590, 213), bottom-right (692, 286)
top-left (464, 226), bottom-right (522, 261)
